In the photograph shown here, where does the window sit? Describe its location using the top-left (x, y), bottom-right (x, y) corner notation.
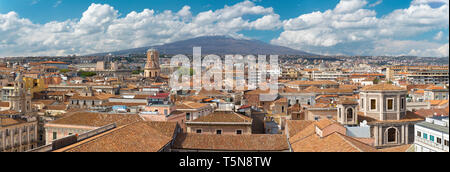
top-left (53, 132), bottom-right (57, 140)
top-left (186, 113), bottom-right (191, 120)
top-left (347, 108), bottom-right (353, 122)
top-left (445, 140), bottom-right (449, 147)
top-left (423, 133), bottom-right (428, 139)
top-left (361, 98), bottom-right (364, 109)
top-left (314, 116), bottom-right (319, 121)
top-left (281, 106), bottom-right (285, 113)
top-left (164, 109), bottom-right (168, 116)
top-left (430, 135), bottom-right (435, 142)
top-left (401, 98), bottom-right (405, 110)
top-left (417, 131), bottom-right (422, 137)
top-left (370, 99), bottom-right (377, 110)
top-left (387, 128), bottom-right (397, 143)
top-left (196, 129), bottom-right (202, 134)
top-left (68, 133), bottom-right (73, 136)
top-left (216, 130), bottom-right (222, 135)
top-left (387, 98), bottom-right (394, 111)
top-left (236, 130), bottom-right (242, 135)
top-left (437, 137), bottom-right (442, 144)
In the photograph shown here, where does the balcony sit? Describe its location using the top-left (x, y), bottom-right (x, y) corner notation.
top-left (415, 137), bottom-right (447, 151)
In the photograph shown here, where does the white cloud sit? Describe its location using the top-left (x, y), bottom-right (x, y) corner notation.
top-left (334, 0), bottom-right (368, 13)
top-left (369, 0), bottom-right (383, 7)
top-left (438, 43), bottom-right (449, 56)
top-left (434, 31), bottom-right (444, 40)
top-left (272, 0), bottom-right (449, 57)
top-left (54, 0), bottom-right (62, 8)
top-left (0, 0), bottom-right (282, 56)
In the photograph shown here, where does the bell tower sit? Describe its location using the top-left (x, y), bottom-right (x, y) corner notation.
top-left (144, 49), bottom-right (160, 79)
top-left (8, 72), bottom-right (32, 113)
top-left (337, 99), bottom-right (358, 126)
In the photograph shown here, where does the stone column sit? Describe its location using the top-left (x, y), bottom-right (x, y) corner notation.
top-left (401, 125), bottom-right (405, 144)
top-left (379, 125), bottom-right (383, 146)
top-left (405, 124), bottom-right (409, 144)
top-left (374, 125), bottom-right (379, 147)
top-left (397, 94), bottom-right (401, 120)
top-left (380, 94), bottom-right (384, 120)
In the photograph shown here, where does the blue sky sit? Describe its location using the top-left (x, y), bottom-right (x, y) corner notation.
top-left (0, 0), bottom-right (448, 57)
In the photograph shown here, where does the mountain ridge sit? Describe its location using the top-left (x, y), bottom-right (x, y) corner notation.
top-left (88, 36), bottom-right (314, 56)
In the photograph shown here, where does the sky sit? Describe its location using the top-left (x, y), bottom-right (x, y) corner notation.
top-left (0, 0), bottom-right (448, 57)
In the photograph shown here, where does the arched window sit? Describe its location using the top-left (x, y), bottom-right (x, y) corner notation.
top-left (347, 108), bottom-right (353, 122)
top-left (388, 128), bottom-right (397, 143)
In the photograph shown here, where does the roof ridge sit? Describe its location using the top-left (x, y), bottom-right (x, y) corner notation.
top-left (334, 132), bottom-right (363, 152)
top-left (335, 132), bottom-right (377, 152)
top-left (235, 112), bottom-right (251, 122)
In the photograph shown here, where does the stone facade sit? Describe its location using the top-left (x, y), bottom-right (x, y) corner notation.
top-left (0, 119), bottom-right (38, 152)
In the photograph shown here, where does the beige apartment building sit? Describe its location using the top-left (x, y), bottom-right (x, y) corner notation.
top-left (0, 117), bottom-right (38, 152)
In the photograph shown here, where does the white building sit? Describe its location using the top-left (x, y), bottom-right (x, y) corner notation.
top-left (414, 116), bottom-right (449, 152)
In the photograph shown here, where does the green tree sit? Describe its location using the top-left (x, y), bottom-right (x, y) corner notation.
top-left (78, 71), bottom-right (97, 78)
top-left (132, 70), bottom-right (143, 74)
top-left (59, 69), bottom-right (70, 73)
top-left (373, 77), bottom-right (380, 84)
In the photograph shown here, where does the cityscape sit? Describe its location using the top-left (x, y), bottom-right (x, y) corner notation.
top-left (0, 0), bottom-right (449, 155)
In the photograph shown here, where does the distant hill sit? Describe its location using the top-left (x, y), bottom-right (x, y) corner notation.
top-left (88, 36), bottom-right (314, 56)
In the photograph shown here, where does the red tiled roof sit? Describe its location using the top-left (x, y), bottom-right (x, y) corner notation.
top-left (60, 121), bottom-right (177, 152)
top-left (173, 134), bottom-right (289, 151)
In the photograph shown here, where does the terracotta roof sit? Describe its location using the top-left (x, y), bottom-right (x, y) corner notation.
top-left (0, 101), bottom-right (10, 108)
top-left (245, 88), bottom-right (272, 95)
top-left (425, 85), bottom-right (446, 90)
top-left (0, 117), bottom-right (26, 126)
top-left (281, 87), bottom-right (312, 93)
top-left (290, 132), bottom-right (378, 152)
top-left (32, 100), bottom-right (56, 106)
top-left (288, 104), bottom-right (303, 112)
top-left (361, 84), bottom-right (406, 91)
top-left (287, 119), bottom-right (379, 152)
top-left (406, 84), bottom-right (431, 91)
top-left (337, 99), bottom-right (358, 105)
top-left (286, 120), bottom-right (315, 137)
top-left (186, 95), bottom-right (209, 101)
top-left (60, 121), bottom-right (177, 152)
top-left (49, 112), bottom-right (143, 127)
top-left (46, 91), bottom-right (69, 96)
top-left (176, 101), bottom-right (210, 110)
top-left (197, 88), bottom-right (227, 96)
top-left (45, 105), bottom-right (67, 111)
top-left (40, 61), bottom-right (68, 64)
top-left (71, 94), bottom-right (116, 100)
top-left (427, 100), bottom-right (449, 106)
top-left (274, 97), bottom-right (288, 104)
top-left (287, 80), bottom-right (339, 86)
top-left (0, 110), bottom-right (21, 115)
top-left (316, 118), bottom-right (336, 129)
top-left (340, 85), bottom-right (359, 90)
top-left (102, 102), bottom-right (147, 106)
top-left (379, 144), bottom-right (413, 152)
top-left (173, 133), bottom-right (289, 151)
top-left (413, 108), bottom-right (449, 118)
top-left (414, 90), bottom-right (425, 94)
top-left (190, 111), bottom-right (252, 123)
top-left (351, 137), bottom-right (375, 146)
